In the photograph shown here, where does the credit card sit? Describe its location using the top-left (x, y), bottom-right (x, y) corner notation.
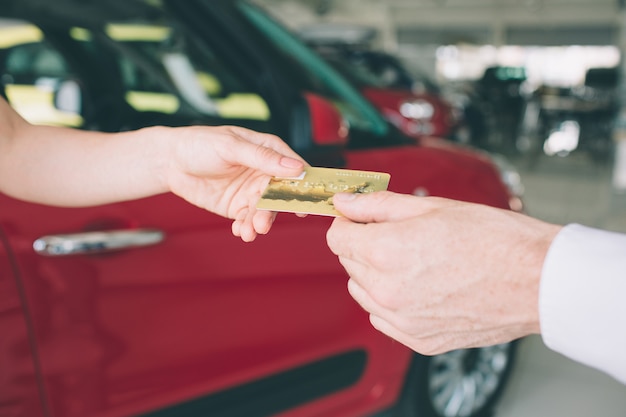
top-left (256, 167), bottom-right (391, 216)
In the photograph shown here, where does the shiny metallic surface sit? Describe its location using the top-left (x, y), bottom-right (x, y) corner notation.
top-left (428, 344), bottom-right (510, 417)
top-left (33, 229), bottom-right (164, 256)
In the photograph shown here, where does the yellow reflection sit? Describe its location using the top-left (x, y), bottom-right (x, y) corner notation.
top-left (215, 94), bottom-right (270, 120)
top-left (0, 24), bottom-right (43, 48)
top-left (106, 24), bottom-right (170, 42)
top-left (196, 72), bottom-right (222, 96)
top-left (70, 27), bottom-right (92, 42)
top-left (125, 91), bottom-right (180, 114)
top-left (6, 85), bottom-right (83, 127)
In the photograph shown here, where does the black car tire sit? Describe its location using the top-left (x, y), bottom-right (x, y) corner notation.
top-left (395, 340), bottom-right (519, 417)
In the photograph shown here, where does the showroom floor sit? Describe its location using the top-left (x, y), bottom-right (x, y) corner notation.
top-left (492, 145), bottom-right (626, 416)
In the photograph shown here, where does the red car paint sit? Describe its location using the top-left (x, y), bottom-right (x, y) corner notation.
top-left (361, 87), bottom-right (456, 140)
top-left (0, 139), bottom-right (511, 417)
top-left (305, 93), bottom-right (350, 146)
top-left (0, 1), bottom-right (519, 416)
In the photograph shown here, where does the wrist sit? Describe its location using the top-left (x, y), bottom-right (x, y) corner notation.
top-left (523, 221), bottom-right (562, 335)
top-left (140, 125), bottom-right (176, 195)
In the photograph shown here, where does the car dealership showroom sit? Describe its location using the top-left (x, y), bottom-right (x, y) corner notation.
top-left (1, 0), bottom-right (626, 416)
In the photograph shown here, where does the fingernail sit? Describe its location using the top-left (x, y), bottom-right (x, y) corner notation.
top-left (334, 192), bottom-right (357, 202)
top-left (280, 157), bottom-right (304, 169)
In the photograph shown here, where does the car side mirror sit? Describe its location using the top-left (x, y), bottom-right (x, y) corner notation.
top-left (304, 92), bottom-right (349, 146)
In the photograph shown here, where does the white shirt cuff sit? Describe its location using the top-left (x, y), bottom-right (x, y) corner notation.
top-left (540, 223), bottom-right (626, 384)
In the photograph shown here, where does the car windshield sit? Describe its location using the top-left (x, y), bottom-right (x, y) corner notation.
top-left (1, 0), bottom-right (391, 140)
top-left (237, 1), bottom-right (389, 137)
top-left (0, 7), bottom-right (274, 131)
top-left (311, 47), bottom-right (388, 89)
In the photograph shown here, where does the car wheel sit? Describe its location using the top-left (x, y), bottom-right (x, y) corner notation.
top-left (396, 341), bottom-right (518, 417)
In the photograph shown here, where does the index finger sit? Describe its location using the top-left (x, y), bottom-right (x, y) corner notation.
top-left (227, 125), bottom-right (306, 162)
top-left (326, 216), bottom-right (375, 263)
top-left (216, 134), bottom-right (304, 179)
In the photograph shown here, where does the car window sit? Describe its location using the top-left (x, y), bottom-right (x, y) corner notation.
top-left (312, 48), bottom-right (388, 89)
top-left (6, 43), bottom-right (67, 76)
top-left (0, 21), bottom-right (84, 127)
top-left (0, 16), bottom-right (272, 129)
top-left (97, 23), bottom-right (271, 121)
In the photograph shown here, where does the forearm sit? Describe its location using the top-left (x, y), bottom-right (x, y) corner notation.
top-left (0, 122), bottom-right (170, 207)
top-left (0, 97), bottom-right (305, 241)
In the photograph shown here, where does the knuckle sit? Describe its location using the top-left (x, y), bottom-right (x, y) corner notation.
top-left (369, 284), bottom-right (400, 310)
top-left (325, 223), bottom-right (337, 243)
top-left (369, 190), bottom-right (394, 207)
top-left (254, 143), bottom-right (274, 160)
top-left (325, 225), bottom-right (342, 254)
top-left (366, 247), bottom-right (389, 270)
top-left (393, 315), bottom-right (416, 334)
top-left (412, 340), bottom-right (442, 356)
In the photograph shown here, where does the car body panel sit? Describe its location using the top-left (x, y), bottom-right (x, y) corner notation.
top-left (0, 142), bottom-right (509, 417)
top-left (361, 86), bottom-right (454, 139)
top-left (301, 42), bottom-right (458, 141)
top-left (0, 193), bottom-right (415, 417)
top-left (346, 144), bottom-right (510, 209)
top-left (0, 1), bottom-right (517, 416)
top-left (0, 227), bottom-right (46, 417)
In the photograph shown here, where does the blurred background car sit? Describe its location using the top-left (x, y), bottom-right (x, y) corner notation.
top-left (306, 42), bottom-right (460, 141)
top-left (0, 1), bottom-right (524, 417)
top-left (473, 66), bottom-right (528, 154)
top-left (517, 66), bottom-right (620, 164)
top-left (299, 24), bottom-right (477, 144)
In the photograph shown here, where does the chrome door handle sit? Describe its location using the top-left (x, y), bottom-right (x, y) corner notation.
top-left (33, 228), bottom-right (164, 256)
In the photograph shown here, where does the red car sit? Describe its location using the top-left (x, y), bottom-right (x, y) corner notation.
top-left (303, 41), bottom-right (461, 141)
top-left (0, 1), bottom-right (522, 417)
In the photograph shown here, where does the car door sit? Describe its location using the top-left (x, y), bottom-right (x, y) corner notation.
top-left (0, 228), bottom-right (46, 417)
top-left (0, 12), bottom-right (406, 417)
top-left (1, 190), bottom-right (364, 417)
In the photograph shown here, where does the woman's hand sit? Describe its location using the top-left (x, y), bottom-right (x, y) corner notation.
top-left (164, 125), bottom-right (305, 242)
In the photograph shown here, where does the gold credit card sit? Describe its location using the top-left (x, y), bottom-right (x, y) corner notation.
top-left (256, 167), bottom-right (391, 216)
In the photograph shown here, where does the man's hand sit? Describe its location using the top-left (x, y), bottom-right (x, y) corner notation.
top-left (326, 191), bottom-right (561, 355)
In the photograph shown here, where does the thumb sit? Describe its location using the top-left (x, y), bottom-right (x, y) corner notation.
top-left (333, 191), bottom-right (446, 223)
